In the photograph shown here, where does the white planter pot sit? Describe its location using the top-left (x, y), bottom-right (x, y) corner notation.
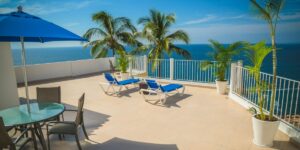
top-left (215, 80), bottom-right (227, 94)
top-left (252, 116), bottom-right (280, 147)
top-left (121, 72), bottom-right (129, 80)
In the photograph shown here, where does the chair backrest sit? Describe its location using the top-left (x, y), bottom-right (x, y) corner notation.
top-left (146, 80), bottom-right (160, 90)
top-left (75, 93), bottom-right (85, 126)
top-left (109, 59), bottom-right (116, 73)
top-left (0, 117), bottom-right (13, 148)
top-left (159, 85), bottom-right (166, 92)
top-left (36, 87), bottom-right (61, 103)
top-left (104, 73), bottom-right (119, 85)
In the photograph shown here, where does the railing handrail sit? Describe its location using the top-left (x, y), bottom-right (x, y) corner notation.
top-left (236, 65), bottom-right (300, 84)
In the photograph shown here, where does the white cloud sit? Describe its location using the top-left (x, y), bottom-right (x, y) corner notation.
top-left (0, 0), bottom-right (10, 5)
top-left (184, 15), bottom-right (216, 25)
top-left (0, 7), bottom-right (14, 13)
top-left (0, 0), bottom-right (96, 15)
top-left (76, 0), bottom-right (92, 9)
top-left (183, 14), bottom-right (250, 25)
top-left (64, 22), bottom-right (80, 27)
top-left (19, 0), bottom-right (26, 4)
top-left (227, 15), bottom-right (247, 19)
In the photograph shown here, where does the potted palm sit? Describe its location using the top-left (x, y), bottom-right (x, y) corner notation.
top-left (201, 39), bottom-right (245, 94)
top-left (245, 41), bottom-right (279, 147)
top-left (117, 52), bottom-right (130, 80)
top-left (249, 2), bottom-right (285, 146)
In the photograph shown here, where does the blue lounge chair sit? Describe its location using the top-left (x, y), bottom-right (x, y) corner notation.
top-left (100, 73), bottom-right (140, 95)
top-left (140, 79), bottom-right (185, 104)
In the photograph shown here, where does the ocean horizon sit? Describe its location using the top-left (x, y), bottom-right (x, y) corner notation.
top-left (12, 44), bottom-right (300, 81)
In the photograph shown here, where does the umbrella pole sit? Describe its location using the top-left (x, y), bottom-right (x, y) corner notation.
top-left (20, 37), bottom-right (31, 113)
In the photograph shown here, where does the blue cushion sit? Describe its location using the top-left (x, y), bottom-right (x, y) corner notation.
top-left (118, 78), bottom-right (140, 85)
top-left (160, 84), bottom-right (183, 92)
top-left (104, 73), bottom-right (118, 84)
top-left (146, 80), bottom-right (159, 89)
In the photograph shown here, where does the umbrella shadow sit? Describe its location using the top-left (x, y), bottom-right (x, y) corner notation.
top-left (116, 87), bottom-right (140, 98)
top-left (84, 137), bottom-right (179, 150)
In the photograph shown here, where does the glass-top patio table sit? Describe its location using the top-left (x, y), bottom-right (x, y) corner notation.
top-left (0, 102), bottom-right (65, 150)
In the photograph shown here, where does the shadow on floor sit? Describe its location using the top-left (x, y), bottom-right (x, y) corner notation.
top-left (62, 103), bottom-right (110, 137)
top-left (84, 137), bottom-right (179, 150)
top-left (273, 140), bottom-right (299, 150)
top-left (145, 93), bottom-right (192, 108)
top-left (19, 100), bottom-right (110, 135)
top-left (116, 87), bottom-right (140, 98)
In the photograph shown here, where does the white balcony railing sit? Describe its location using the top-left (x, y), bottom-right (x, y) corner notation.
top-left (132, 56), bottom-right (230, 83)
top-left (230, 63), bottom-right (300, 132)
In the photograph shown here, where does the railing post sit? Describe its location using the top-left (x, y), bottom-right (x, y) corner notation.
top-left (143, 55), bottom-right (148, 75)
top-left (129, 55), bottom-right (133, 77)
top-left (170, 58), bottom-right (174, 80)
top-left (229, 62), bottom-right (237, 95)
top-left (236, 60), bottom-right (243, 94)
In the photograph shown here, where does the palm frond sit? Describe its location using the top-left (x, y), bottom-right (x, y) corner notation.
top-left (169, 44), bottom-right (191, 59)
top-left (90, 43), bottom-right (109, 58)
top-left (208, 39), bottom-right (225, 52)
top-left (138, 17), bottom-right (151, 24)
top-left (250, 0), bottom-right (271, 21)
top-left (166, 30), bottom-right (189, 44)
top-left (83, 28), bottom-right (107, 40)
top-left (92, 11), bottom-right (113, 34)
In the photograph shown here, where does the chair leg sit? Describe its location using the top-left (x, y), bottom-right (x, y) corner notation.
top-left (75, 134), bottom-right (82, 150)
top-left (118, 86), bottom-right (123, 94)
top-left (81, 123), bottom-right (89, 140)
top-left (47, 133), bottom-right (51, 150)
top-left (61, 113), bottom-right (65, 121)
top-left (161, 93), bottom-right (167, 104)
top-left (30, 127), bottom-right (38, 150)
top-left (181, 86), bottom-right (185, 96)
top-left (9, 144), bottom-right (17, 150)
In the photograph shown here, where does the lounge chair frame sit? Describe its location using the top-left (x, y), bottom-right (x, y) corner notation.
top-left (100, 73), bottom-right (140, 96)
top-left (140, 81), bottom-right (185, 104)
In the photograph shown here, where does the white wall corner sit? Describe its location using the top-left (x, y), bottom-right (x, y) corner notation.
top-left (0, 42), bottom-right (19, 109)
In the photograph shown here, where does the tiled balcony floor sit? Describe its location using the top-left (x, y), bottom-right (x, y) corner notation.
top-left (17, 74), bottom-right (298, 150)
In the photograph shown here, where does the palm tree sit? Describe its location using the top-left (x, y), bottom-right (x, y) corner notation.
top-left (201, 39), bottom-right (246, 81)
top-left (83, 11), bottom-right (137, 58)
top-left (136, 9), bottom-right (191, 74)
top-left (250, 0), bottom-right (285, 120)
top-left (245, 41), bottom-right (272, 120)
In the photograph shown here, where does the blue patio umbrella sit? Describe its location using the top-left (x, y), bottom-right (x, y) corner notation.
top-left (0, 6), bottom-right (87, 112)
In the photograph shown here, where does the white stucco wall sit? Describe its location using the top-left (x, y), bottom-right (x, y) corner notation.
top-left (15, 57), bottom-right (114, 83)
top-left (0, 42), bottom-right (19, 109)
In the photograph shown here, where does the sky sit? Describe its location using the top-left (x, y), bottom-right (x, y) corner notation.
top-left (1, 0), bottom-right (300, 48)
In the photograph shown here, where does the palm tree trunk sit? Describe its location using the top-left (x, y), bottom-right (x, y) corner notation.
top-left (158, 62), bottom-right (162, 78)
top-left (256, 73), bottom-right (266, 120)
top-left (269, 34), bottom-right (277, 120)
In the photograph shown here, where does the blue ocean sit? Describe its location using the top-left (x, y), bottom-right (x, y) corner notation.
top-left (12, 44), bottom-right (300, 81)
